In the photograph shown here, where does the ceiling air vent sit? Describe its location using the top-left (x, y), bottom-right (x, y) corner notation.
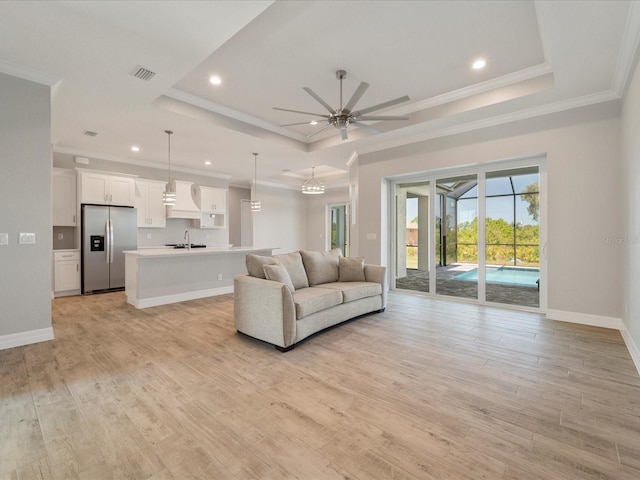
top-left (83, 130), bottom-right (98, 137)
top-left (131, 65), bottom-right (156, 81)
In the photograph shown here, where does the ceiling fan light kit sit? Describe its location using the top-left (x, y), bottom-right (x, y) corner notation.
top-left (274, 69), bottom-right (410, 141)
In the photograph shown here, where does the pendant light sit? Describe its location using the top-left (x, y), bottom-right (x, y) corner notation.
top-left (251, 153), bottom-right (261, 212)
top-left (302, 166), bottom-right (325, 194)
top-left (162, 130), bottom-right (176, 205)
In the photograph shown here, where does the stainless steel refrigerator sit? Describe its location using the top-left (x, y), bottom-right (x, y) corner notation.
top-left (81, 204), bottom-right (137, 294)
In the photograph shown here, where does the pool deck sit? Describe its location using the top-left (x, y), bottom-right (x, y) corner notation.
top-left (395, 264), bottom-right (540, 308)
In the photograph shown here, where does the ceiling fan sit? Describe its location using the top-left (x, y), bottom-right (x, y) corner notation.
top-left (274, 69), bottom-right (410, 141)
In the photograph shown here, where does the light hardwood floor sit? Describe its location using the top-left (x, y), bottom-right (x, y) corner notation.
top-left (2, 291), bottom-right (640, 479)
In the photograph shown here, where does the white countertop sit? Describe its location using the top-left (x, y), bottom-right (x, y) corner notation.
top-left (124, 246), bottom-right (276, 258)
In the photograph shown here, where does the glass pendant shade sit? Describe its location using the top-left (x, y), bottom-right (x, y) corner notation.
top-left (302, 167), bottom-right (325, 194)
top-left (162, 130), bottom-right (177, 206)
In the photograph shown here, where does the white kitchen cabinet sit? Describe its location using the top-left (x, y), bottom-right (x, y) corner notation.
top-left (192, 185), bottom-right (227, 229)
top-left (80, 171), bottom-right (136, 206)
top-left (54, 250), bottom-right (80, 296)
top-left (135, 179), bottom-right (166, 228)
top-left (52, 168), bottom-right (77, 226)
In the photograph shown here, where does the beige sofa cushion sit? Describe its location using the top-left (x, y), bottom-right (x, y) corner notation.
top-left (274, 251), bottom-right (309, 289)
top-left (338, 256), bottom-right (366, 282)
top-left (300, 249), bottom-right (341, 286)
top-left (246, 254), bottom-right (277, 279)
top-left (316, 282), bottom-right (382, 303)
top-left (292, 287), bottom-right (343, 319)
top-left (263, 263), bottom-right (295, 293)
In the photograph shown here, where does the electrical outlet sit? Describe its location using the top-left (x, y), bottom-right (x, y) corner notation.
top-left (146, 233), bottom-right (152, 239)
top-left (217, 273), bottom-right (222, 281)
top-left (57, 233), bottom-right (64, 240)
top-left (0, 233), bottom-right (8, 245)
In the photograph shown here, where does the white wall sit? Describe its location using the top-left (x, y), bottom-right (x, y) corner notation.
top-left (0, 73), bottom-right (52, 347)
top-left (622, 58), bottom-right (640, 359)
top-left (252, 185), bottom-right (308, 253)
top-left (305, 187), bottom-right (349, 251)
top-left (356, 102), bottom-right (622, 319)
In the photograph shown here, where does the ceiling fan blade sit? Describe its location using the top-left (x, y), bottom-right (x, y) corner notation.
top-left (307, 123), bottom-right (333, 138)
top-left (353, 122), bottom-right (383, 134)
top-left (280, 120), bottom-right (327, 127)
top-left (340, 128), bottom-right (348, 141)
top-left (353, 95), bottom-right (410, 116)
top-left (273, 107), bottom-right (329, 117)
top-left (303, 87), bottom-right (336, 114)
top-left (357, 115), bottom-right (409, 121)
top-left (343, 81), bottom-right (369, 113)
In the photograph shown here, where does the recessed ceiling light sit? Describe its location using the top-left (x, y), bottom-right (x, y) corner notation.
top-left (310, 120), bottom-right (318, 125)
top-left (472, 58), bottom-right (486, 70)
top-left (131, 146), bottom-right (140, 152)
top-left (209, 75), bottom-right (222, 85)
top-left (204, 160), bottom-right (211, 166)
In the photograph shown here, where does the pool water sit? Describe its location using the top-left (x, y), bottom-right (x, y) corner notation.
top-left (454, 267), bottom-right (539, 287)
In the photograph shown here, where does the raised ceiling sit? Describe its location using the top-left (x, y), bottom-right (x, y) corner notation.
top-left (0, 1), bottom-right (638, 188)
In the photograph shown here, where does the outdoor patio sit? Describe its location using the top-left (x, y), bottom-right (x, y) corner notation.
top-left (395, 265), bottom-right (540, 308)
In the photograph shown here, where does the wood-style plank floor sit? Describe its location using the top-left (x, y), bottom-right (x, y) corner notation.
top-left (2, 291), bottom-right (640, 479)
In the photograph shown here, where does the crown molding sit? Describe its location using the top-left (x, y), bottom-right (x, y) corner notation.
top-left (164, 88), bottom-right (309, 143)
top-left (612, 0), bottom-right (640, 96)
top-left (0, 59), bottom-right (61, 87)
top-left (52, 145), bottom-right (232, 180)
top-left (358, 89), bottom-right (620, 156)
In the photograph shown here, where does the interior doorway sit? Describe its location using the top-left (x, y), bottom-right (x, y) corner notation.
top-left (240, 199), bottom-right (253, 246)
top-left (329, 204), bottom-right (349, 256)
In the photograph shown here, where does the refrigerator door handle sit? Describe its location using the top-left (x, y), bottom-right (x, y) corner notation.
top-left (105, 220), bottom-right (110, 264)
top-left (109, 219), bottom-right (114, 264)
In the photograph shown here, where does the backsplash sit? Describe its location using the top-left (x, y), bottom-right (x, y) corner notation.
top-left (136, 218), bottom-right (230, 248)
top-left (52, 226), bottom-right (76, 250)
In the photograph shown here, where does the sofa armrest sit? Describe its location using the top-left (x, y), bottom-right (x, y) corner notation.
top-left (364, 264), bottom-right (387, 308)
top-left (233, 275), bottom-right (296, 348)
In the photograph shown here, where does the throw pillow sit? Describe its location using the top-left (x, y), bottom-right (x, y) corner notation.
top-left (339, 256), bottom-right (366, 282)
top-left (300, 249), bottom-right (341, 286)
top-left (273, 251), bottom-right (309, 289)
top-left (263, 263), bottom-right (295, 292)
top-left (246, 253), bottom-right (277, 279)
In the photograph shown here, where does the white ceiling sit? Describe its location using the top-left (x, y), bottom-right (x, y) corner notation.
top-left (1, 1), bottom-right (638, 188)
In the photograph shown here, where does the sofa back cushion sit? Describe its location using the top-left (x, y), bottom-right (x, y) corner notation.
top-left (274, 251), bottom-right (309, 289)
top-left (263, 263), bottom-right (295, 292)
top-left (246, 253), bottom-right (277, 279)
top-left (338, 256), bottom-right (366, 282)
top-left (300, 249), bottom-right (341, 286)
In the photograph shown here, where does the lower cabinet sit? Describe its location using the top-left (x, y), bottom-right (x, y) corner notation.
top-left (54, 250), bottom-right (81, 297)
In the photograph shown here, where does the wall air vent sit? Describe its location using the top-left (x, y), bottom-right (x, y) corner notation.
top-left (131, 65), bottom-right (156, 81)
top-left (83, 130), bottom-right (98, 137)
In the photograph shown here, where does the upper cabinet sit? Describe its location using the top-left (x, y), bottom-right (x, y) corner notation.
top-left (135, 179), bottom-right (166, 228)
top-left (192, 185), bottom-right (227, 229)
top-left (52, 168), bottom-right (77, 226)
top-left (79, 171), bottom-right (136, 206)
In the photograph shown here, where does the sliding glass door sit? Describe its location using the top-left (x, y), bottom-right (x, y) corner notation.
top-left (392, 158), bottom-right (545, 310)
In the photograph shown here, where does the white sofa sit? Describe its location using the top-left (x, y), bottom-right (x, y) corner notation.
top-left (234, 249), bottom-right (387, 351)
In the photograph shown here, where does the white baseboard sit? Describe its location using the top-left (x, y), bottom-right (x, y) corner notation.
top-left (0, 327), bottom-right (54, 351)
top-left (620, 325), bottom-right (640, 375)
top-left (547, 309), bottom-right (639, 375)
top-left (128, 286), bottom-right (234, 309)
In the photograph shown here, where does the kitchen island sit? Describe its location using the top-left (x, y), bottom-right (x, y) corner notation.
top-left (124, 246), bottom-right (275, 308)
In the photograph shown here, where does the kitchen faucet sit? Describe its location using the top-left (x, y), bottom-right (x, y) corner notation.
top-left (184, 230), bottom-right (190, 250)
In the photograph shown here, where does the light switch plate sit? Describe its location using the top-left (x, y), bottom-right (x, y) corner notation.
top-left (19, 233), bottom-right (36, 244)
top-left (0, 233), bottom-right (8, 245)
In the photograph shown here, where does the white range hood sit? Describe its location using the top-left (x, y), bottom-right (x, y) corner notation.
top-left (166, 180), bottom-right (200, 219)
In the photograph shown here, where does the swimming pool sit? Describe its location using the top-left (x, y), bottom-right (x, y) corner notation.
top-left (454, 266), bottom-right (539, 287)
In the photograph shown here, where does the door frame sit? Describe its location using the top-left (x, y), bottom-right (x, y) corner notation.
top-left (389, 155), bottom-right (547, 312)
